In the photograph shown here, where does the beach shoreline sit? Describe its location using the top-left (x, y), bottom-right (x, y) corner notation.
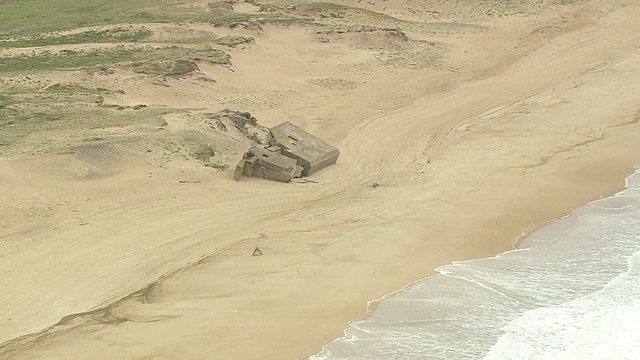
top-left (313, 165), bottom-right (640, 359)
top-left (314, 128), bottom-right (640, 358)
top-left (2, 1), bottom-right (640, 359)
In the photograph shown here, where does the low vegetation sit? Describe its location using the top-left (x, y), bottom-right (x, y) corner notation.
top-left (375, 42), bottom-right (444, 69)
top-left (0, 0), bottom-right (545, 160)
top-left (191, 143), bottom-right (229, 170)
top-left (0, 83), bottom-right (170, 157)
top-left (0, 46), bottom-right (229, 74)
top-left (0, 28), bottom-right (151, 49)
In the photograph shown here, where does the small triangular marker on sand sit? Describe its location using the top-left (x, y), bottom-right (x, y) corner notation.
top-left (252, 247), bottom-right (263, 256)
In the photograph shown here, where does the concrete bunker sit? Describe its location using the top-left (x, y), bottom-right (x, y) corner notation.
top-left (234, 122), bottom-right (339, 182)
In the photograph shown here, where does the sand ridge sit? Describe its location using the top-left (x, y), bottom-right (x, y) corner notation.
top-left (1, 1), bottom-right (640, 359)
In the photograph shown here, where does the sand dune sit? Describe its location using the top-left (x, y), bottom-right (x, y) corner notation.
top-left (1, 1), bottom-right (640, 359)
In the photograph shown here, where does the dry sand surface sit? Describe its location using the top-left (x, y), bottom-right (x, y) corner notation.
top-left (2, 1), bottom-right (640, 359)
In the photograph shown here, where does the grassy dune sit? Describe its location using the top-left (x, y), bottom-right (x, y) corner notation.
top-left (0, 0), bottom-right (522, 158)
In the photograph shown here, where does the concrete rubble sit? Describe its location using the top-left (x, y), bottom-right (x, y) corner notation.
top-left (234, 122), bottom-right (340, 182)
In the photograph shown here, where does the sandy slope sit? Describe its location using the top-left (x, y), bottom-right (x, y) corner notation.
top-left (1, 1), bottom-right (640, 359)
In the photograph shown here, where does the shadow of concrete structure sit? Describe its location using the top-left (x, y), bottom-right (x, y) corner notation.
top-left (234, 122), bottom-right (339, 182)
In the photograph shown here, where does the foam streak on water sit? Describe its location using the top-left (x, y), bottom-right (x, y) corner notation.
top-left (311, 167), bottom-right (640, 360)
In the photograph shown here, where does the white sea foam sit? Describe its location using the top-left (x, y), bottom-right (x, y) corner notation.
top-left (311, 170), bottom-right (640, 360)
top-left (483, 252), bottom-right (640, 360)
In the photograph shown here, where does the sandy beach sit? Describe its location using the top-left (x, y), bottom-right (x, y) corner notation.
top-left (1, 0), bottom-right (640, 359)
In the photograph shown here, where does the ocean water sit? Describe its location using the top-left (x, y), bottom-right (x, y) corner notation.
top-left (311, 167), bottom-right (640, 360)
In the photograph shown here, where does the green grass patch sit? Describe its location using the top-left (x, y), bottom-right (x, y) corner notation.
top-left (0, 82), bottom-right (174, 155)
top-left (295, 2), bottom-right (350, 18)
top-left (0, 0), bottom-right (475, 48)
top-left (190, 142), bottom-right (229, 170)
top-left (206, 161), bottom-right (230, 171)
top-left (0, 46), bottom-right (229, 74)
top-left (273, 1), bottom-right (398, 24)
top-left (278, 1), bottom-right (480, 35)
top-left (213, 35), bottom-right (254, 47)
top-left (191, 143), bottom-right (216, 163)
top-left (129, 47), bottom-right (229, 75)
top-left (132, 59), bottom-right (198, 76)
top-left (306, 77), bottom-right (357, 89)
top-left (44, 83), bottom-right (114, 94)
top-left (0, 28), bottom-right (151, 48)
top-left (0, 94), bottom-right (13, 108)
top-left (0, 0), bottom-right (296, 39)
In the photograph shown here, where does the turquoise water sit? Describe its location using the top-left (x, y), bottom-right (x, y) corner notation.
top-left (311, 167), bottom-right (640, 360)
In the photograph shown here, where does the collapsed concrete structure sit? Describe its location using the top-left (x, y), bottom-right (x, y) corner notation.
top-left (233, 145), bottom-right (302, 183)
top-left (234, 122), bottom-right (340, 182)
